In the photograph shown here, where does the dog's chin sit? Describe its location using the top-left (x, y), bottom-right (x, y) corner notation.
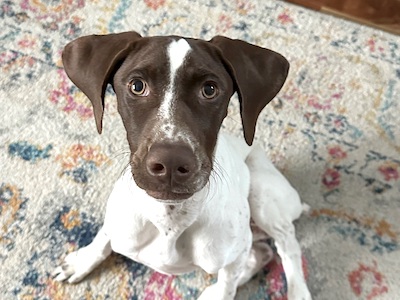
top-left (146, 190), bottom-right (194, 204)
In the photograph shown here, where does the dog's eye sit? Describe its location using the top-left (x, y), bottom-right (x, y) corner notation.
top-left (201, 82), bottom-right (218, 99)
top-left (128, 79), bottom-right (149, 96)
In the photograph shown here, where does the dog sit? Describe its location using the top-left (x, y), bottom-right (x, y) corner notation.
top-left (53, 31), bottom-right (312, 300)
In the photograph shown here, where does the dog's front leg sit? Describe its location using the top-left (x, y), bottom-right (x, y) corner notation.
top-left (198, 247), bottom-right (250, 300)
top-left (53, 226), bottom-right (112, 283)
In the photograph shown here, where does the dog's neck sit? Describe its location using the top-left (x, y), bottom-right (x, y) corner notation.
top-left (140, 191), bottom-right (207, 239)
top-left (139, 162), bottom-right (228, 238)
top-left (154, 204), bottom-right (196, 235)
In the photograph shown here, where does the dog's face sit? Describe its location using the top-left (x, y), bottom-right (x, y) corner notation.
top-left (112, 37), bottom-right (234, 200)
top-left (62, 32), bottom-right (289, 203)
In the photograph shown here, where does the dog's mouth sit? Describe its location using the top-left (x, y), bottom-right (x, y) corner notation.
top-left (146, 190), bottom-right (194, 202)
top-left (131, 168), bottom-right (208, 203)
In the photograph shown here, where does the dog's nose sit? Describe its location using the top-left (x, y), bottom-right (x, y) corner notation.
top-left (145, 144), bottom-right (197, 184)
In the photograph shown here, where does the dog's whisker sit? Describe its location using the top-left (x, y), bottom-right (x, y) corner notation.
top-left (224, 114), bottom-right (241, 124)
top-left (102, 151), bottom-right (131, 176)
top-left (96, 148), bottom-right (132, 176)
top-left (118, 161), bottom-right (132, 178)
top-left (101, 149), bottom-right (130, 163)
top-left (212, 159), bottom-right (228, 186)
top-left (116, 152), bottom-right (130, 175)
top-left (110, 146), bottom-right (130, 154)
top-left (203, 171), bottom-right (221, 206)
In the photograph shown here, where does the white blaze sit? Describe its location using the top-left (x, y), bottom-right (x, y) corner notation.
top-left (158, 39), bottom-right (191, 137)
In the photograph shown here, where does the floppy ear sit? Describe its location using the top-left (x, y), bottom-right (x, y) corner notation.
top-left (62, 31), bottom-right (142, 133)
top-left (210, 36), bottom-right (289, 145)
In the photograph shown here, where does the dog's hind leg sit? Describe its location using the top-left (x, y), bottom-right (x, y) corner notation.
top-left (53, 226), bottom-right (112, 283)
top-left (198, 245), bottom-right (252, 300)
top-left (237, 221), bottom-right (274, 286)
top-left (245, 146), bottom-right (312, 300)
top-left (237, 240), bottom-right (274, 286)
top-left (266, 222), bottom-right (311, 300)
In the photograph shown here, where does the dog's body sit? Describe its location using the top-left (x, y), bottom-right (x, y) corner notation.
top-left (53, 32), bottom-right (311, 299)
top-left (108, 134), bottom-right (253, 275)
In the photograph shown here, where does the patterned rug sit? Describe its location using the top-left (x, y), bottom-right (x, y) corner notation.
top-left (1, 0), bottom-right (399, 299)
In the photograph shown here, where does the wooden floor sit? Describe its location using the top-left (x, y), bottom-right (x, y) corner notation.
top-left (285, 0), bottom-right (400, 35)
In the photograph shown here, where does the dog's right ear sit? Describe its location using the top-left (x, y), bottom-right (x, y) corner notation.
top-left (62, 31), bottom-right (142, 134)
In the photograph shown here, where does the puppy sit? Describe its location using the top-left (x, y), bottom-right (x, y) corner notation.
top-left (53, 31), bottom-right (311, 300)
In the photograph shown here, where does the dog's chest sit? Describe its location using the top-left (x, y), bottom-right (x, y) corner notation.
top-left (107, 181), bottom-right (251, 275)
top-left (109, 201), bottom-right (232, 274)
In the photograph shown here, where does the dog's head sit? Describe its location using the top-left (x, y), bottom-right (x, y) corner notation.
top-left (62, 31), bottom-right (289, 203)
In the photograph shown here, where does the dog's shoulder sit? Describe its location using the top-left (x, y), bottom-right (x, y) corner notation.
top-left (216, 132), bottom-right (253, 163)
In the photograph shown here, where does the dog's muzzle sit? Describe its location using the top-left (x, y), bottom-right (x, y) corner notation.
top-left (131, 143), bottom-right (210, 202)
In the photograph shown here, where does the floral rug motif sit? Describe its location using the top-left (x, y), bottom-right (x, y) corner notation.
top-left (1, 0), bottom-right (399, 299)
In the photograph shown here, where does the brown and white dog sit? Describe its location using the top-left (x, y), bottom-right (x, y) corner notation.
top-left (53, 31), bottom-right (312, 300)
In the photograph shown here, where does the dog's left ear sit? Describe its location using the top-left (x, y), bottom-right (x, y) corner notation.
top-left (210, 36), bottom-right (289, 145)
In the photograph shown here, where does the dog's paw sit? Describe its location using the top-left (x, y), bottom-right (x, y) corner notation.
top-left (289, 293), bottom-right (312, 300)
top-left (288, 285), bottom-right (312, 300)
top-left (302, 203), bottom-right (311, 214)
top-left (52, 250), bottom-right (93, 283)
top-left (198, 283), bottom-right (235, 300)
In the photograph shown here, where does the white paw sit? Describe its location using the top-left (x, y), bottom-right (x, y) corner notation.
top-left (198, 283), bottom-right (235, 300)
top-left (52, 249), bottom-right (94, 283)
top-left (302, 203), bottom-right (311, 213)
top-left (288, 285), bottom-right (312, 300)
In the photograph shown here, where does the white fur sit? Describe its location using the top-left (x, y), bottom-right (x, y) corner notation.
top-left (54, 133), bottom-right (311, 300)
top-left (157, 39), bottom-right (191, 140)
top-left (151, 39), bottom-right (202, 172)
